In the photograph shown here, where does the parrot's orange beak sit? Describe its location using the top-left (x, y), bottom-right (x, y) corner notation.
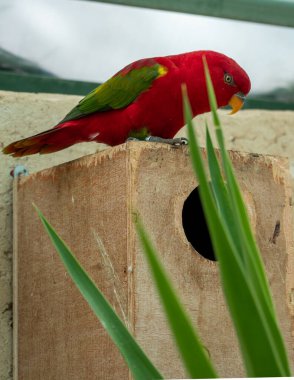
top-left (229, 92), bottom-right (245, 115)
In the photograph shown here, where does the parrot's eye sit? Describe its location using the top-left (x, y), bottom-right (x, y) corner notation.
top-left (224, 73), bottom-right (234, 85)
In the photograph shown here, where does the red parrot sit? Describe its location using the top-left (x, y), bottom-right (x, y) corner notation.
top-left (3, 50), bottom-right (250, 157)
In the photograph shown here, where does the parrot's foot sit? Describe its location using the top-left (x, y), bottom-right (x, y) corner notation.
top-left (10, 165), bottom-right (29, 178)
top-left (126, 137), bottom-right (141, 142)
top-left (127, 136), bottom-right (188, 146)
top-left (146, 136), bottom-right (189, 146)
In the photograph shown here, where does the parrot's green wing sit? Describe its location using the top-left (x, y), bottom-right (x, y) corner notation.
top-left (59, 61), bottom-right (168, 124)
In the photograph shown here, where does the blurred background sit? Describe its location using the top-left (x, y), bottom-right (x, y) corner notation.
top-left (0, 0), bottom-right (293, 108)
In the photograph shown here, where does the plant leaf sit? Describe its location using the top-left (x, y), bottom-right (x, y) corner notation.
top-left (183, 77), bottom-right (291, 377)
top-left (202, 58), bottom-right (290, 374)
top-left (203, 57), bottom-right (277, 310)
top-left (205, 126), bottom-right (244, 255)
top-left (34, 205), bottom-right (163, 380)
top-left (135, 215), bottom-right (218, 379)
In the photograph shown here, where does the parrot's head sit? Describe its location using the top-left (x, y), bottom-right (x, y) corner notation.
top-left (203, 51), bottom-right (251, 114)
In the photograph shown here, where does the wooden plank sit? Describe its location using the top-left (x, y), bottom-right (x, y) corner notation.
top-left (13, 181), bottom-right (19, 380)
top-left (14, 148), bottom-right (131, 380)
top-left (131, 145), bottom-right (294, 377)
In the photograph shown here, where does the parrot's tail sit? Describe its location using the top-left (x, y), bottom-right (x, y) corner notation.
top-left (3, 124), bottom-right (87, 157)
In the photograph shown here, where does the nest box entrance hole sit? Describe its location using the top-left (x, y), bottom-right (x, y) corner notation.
top-left (182, 186), bottom-right (216, 261)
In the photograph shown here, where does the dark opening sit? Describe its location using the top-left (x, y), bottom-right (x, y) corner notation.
top-left (182, 186), bottom-right (216, 261)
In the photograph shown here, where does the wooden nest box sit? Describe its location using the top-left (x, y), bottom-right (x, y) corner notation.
top-left (13, 142), bottom-right (294, 379)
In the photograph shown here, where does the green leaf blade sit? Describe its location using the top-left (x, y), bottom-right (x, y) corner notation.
top-left (203, 57), bottom-right (290, 373)
top-left (218, 155), bottom-right (291, 374)
top-left (183, 76), bottom-right (291, 377)
top-left (34, 206), bottom-right (163, 380)
top-left (203, 57), bottom-right (279, 317)
top-left (136, 216), bottom-right (218, 379)
top-left (206, 128), bottom-right (238, 241)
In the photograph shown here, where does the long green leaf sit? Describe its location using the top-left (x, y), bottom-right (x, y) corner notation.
top-left (34, 206), bottom-right (163, 380)
top-left (202, 57), bottom-right (291, 375)
top-left (203, 57), bottom-right (274, 305)
top-left (183, 84), bottom-right (291, 376)
top-left (135, 216), bottom-right (218, 379)
top-left (205, 127), bottom-right (243, 256)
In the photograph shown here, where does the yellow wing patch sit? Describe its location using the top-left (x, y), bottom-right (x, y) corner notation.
top-left (158, 65), bottom-right (168, 77)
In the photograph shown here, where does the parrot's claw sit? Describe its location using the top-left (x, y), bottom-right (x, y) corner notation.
top-left (146, 136), bottom-right (189, 146)
top-left (10, 165), bottom-right (29, 178)
top-left (172, 137), bottom-right (189, 146)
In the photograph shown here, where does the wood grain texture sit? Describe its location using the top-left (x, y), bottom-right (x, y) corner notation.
top-left (13, 142), bottom-right (294, 379)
